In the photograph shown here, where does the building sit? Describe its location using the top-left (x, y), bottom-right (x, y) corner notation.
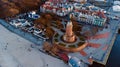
top-left (40, 0), bottom-right (73, 16)
top-left (28, 11), bottom-right (40, 19)
top-left (89, 0), bottom-right (113, 7)
top-left (49, 0), bottom-right (68, 3)
top-left (72, 0), bottom-right (87, 4)
top-left (112, 5), bottom-right (120, 12)
top-left (89, 0), bottom-right (106, 3)
top-left (71, 9), bottom-right (107, 26)
top-left (112, 1), bottom-right (120, 12)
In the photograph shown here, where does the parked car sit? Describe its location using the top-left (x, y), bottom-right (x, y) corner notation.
top-left (68, 56), bottom-right (81, 67)
top-left (33, 28), bottom-right (42, 34)
top-left (21, 21), bottom-right (31, 27)
top-left (10, 21), bottom-right (22, 28)
top-left (28, 11), bottom-right (40, 19)
top-left (109, 15), bottom-right (119, 20)
top-left (28, 27), bottom-right (34, 33)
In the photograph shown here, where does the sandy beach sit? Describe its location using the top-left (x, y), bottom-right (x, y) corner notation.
top-left (0, 24), bottom-right (69, 67)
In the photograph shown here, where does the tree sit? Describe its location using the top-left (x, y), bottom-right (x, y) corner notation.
top-left (43, 42), bottom-right (51, 52)
top-left (34, 17), bottom-right (48, 28)
top-left (45, 27), bottom-right (55, 38)
top-left (45, 14), bottom-right (52, 21)
top-left (72, 21), bottom-right (81, 32)
top-left (0, 0), bottom-right (43, 18)
top-left (0, 0), bottom-right (19, 18)
top-left (50, 44), bottom-right (59, 56)
top-left (56, 20), bottom-right (63, 29)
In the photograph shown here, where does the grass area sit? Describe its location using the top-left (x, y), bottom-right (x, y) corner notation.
top-left (54, 33), bottom-right (59, 38)
top-left (77, 42), bottom-right (85, 47)
top-left (60, 28), bottom-right (65, 32)
top-left (59, 43), bottom-right (66, 47)
top-left (69, 45), bottom-right (76, 48)
top-left (75, 32), bottom-right (81, 36)
top-left (79, 36), bottom-right (85, 41)
top-left (54, 38), bottom-right (58, 42)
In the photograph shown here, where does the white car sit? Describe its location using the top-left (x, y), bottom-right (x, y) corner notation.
top-left (28, 11), bottom-right (40, 19)
top-left (10, 21), bottom-right (22, 27)
top-left (28, 27), bottom-right (34, 33)
top-left (113, 16), bottom-right (119, 20)
top-left (33, 29), bottom-right (42, 34)
top-left (22, 21), bottom-right (31, 27)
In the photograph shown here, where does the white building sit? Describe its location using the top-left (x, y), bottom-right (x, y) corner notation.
top-left (73, 0), bottom-right (87, 2)
top-left (114, 1), bottom-right (120, 5)
top-left (40, 1), bottom-right (73, 16)
top-left (112, 5), bottom-right (120, 12)
top-left (71, 10), bottom-right (106, 26)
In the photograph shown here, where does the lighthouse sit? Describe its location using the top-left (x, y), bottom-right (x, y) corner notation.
top-left (63, 21), bottom-right (76, 43)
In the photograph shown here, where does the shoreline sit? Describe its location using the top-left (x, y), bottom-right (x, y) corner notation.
top-left (0, 19), bottom-right (119, 66)
top-left (0, 19), bottom-right (44, 46)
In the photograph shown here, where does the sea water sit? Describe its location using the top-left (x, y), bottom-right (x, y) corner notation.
top-left (106, 34), bottom-right (120, 67)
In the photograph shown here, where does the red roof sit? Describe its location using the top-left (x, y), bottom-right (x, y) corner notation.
top-left (57, 53), bottom-right (69, 62)
top-left (80, 50), bottom-right (87, 56)
top-left (47, 6), bottom-right (53, 10)
top-left (88, 43), bottom-right (101, 48)
top-left (92, 32), bottom-right (109, 39)
top-left (102, 45), bottom-right (108, 51)
top-left (97, 11), bottom-right (107, 18)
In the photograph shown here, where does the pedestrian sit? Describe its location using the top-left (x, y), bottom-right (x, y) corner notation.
top-left (5, 44), bottom-right (8, 50)
top-left (31, 44), bottom-right (34, 48)
top-left (46, 64), bottom-right (48, 67)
